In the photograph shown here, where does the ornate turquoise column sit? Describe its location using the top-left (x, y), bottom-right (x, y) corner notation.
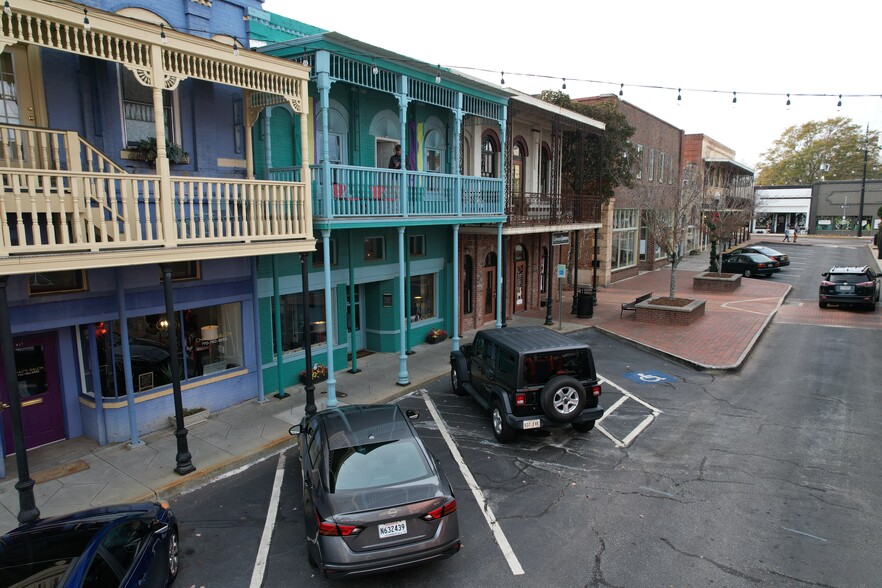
top-left (397, 226), bottom-right (410, 385)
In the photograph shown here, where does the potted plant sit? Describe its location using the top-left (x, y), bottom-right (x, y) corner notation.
top-left (133, 137), bottom-right (188, 165)
top-left (426, 328), bottom-right (448, 344)
top-left (300, 363), bottom-right (328, 384)
top-left (168, 406), bottom-right (209, 428)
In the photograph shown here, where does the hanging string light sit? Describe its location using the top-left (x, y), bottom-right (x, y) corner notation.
top-left (3, 0), bottom-right (10, 17)
top-left (562, 78), bottom-right (567, 90)
top-left (677, 87), bottom-right (682, 104)
top-left (435, 65), bottom-right (442, 84)
top-left (619, 83), bottom-right (624, 97)
top-left (732, 91), bottom-right (737, 106)
top-left (500, 71), bottom-right (505, 85)
top-left (232, 41), bottom-right (239, 56)
top-left (786, 93), bottom-right (791, 110)
top-left (837, 94), bottom-right (842, 110)
top-left (83, 8), bottom-right (90, 32)
top-left (301, 56), bottom-right (310, 68)
top-left (160, 23), bottom-right (167, 44)
top-left (371, 59), bottom-right (379, 75)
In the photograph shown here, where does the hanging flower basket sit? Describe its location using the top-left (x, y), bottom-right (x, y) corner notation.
top-left (426, 328), bottom-right (448, 344)
top-left (300, 363), bottom-right (328, 384)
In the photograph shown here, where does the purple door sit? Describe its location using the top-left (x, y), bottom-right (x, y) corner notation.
top-left (1, 333), bottom-right (65, 455)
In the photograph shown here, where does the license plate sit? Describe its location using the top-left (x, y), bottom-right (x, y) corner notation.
top-left (523, 419), bottom-right (541, 430)
top-left (838, 285), bottom-right (854, 293)
top-left (379, 520), bottom-right (407, 538)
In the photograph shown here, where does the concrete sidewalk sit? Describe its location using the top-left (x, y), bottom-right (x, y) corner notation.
top-left (8, 235), bottom-right (873, 532)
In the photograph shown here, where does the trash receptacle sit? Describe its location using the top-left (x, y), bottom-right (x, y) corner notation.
top-left (577, 286), bottom-right (594, 318)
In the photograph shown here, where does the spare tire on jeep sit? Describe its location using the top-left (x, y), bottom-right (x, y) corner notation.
top-left (541, 376), bottom-right (587, 423)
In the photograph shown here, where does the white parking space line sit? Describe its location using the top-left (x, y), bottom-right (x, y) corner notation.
top-left (421, 391), bottom-right (525, 576)
top-left (594, 373), bottom-right (663, 448)
top-left (249, 453), bottom-right (286, 588)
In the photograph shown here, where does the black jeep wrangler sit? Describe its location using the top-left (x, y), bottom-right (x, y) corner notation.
top-left (449, 326), bottom-right (604, 443)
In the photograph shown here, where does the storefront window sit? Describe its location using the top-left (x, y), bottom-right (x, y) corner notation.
top-left (409, 274), bottom-right (436, 322)
top-left (273, 290), bottom-right (328, 357)
top-left (612, 209), bottom-right (638, 269)
top-left (80, 303), bottom-right (243, 398)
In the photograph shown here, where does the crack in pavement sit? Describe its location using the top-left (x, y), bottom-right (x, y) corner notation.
top-left (587, 527), bottom-right (624, 588)
top-left (659, 537), bottom-right (763, 584)
top-left (766, 568), bottom-right (838, 587)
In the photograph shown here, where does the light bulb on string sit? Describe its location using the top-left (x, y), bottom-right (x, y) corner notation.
top-left (562, 78), bottom-right (567, 91)
top-left (786, 93), bottom-right (791, 110)
top-left (371, 60), bottom-right (379, 75)
top-left (677, 88), bottom-right (682, 105)
top-left (500, 71), bottom-right (505, 85)
top-left (836, 94), bottom-right (842, 111)
top-left (160, 24), bottom-right (167, 44)
top-left (3, 0), bottom-right (10, 17)
top-left (435, 65), bottom-right (441, 84)
top-left (619, 83), bottom-right (624, 97)
top-left (301, 57), bottom-right (310, 68)
top-left (83, 8), bottom-right (90, 32)
top-left (732, 91), bottom-right (737, 108)
top-left (233, 42), bottom-right (239, 56)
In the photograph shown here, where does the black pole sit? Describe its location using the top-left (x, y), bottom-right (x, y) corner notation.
top-left (0, 277), bottom-right (40, 524)
top-left (300, 253), bottom-right (316, 416)
top-left (501, 235), bottom-right (507, 327)
top-left (161, 264), bottom-right (194, 476)
top-left (592, 227), bottom-right (599, 306)
top-left (545, 232), bottom-right (554, 325)
top-left (572, 230), bottom-right (580, 313)
top-left (857, 125), bottom-right (869, 237)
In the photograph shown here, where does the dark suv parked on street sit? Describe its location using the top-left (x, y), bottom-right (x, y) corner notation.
top-left (819, 265), bottom-right (881, 310)
top-left (449, 326), bottom-right (603, 443)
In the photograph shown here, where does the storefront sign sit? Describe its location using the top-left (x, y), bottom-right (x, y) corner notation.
top-left (552, 232), bottom-right (569, 246)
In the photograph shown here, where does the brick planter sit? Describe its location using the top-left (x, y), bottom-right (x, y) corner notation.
top-left (636, 298), bottom-right (706, 325)
top-left (693, 272), bottom-right (741, 292)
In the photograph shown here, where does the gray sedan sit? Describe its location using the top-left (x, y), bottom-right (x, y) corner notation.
top-left (289, 404), bottom-right (460, 578)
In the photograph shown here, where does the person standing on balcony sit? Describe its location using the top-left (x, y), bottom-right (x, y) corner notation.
top-left (389, 144), bottom-right (402, 169)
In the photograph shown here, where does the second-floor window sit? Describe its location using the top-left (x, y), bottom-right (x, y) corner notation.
top-left (120, 67), bottom-right (175, 148)
top-left (481, 133), bottom-right (498, 178)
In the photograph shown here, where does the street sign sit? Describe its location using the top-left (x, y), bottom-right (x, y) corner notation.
top-left (556, 264), bottom-right (566, 278)
top-left (552, 232), bottom-right (569, 246)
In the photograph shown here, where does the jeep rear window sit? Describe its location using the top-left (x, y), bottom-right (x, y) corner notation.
top-left (522, 350), bottom-right (589, 386)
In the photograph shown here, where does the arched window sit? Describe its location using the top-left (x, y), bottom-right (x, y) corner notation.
top-left (540, 143), bottom-right (552, 194)
top-left (315, 99), bottom-right (350, 165)
top-left (424, 116), bottom-right (446, 173)
top-left (463, 255), bottom-right (473, 314)
top-left (481, 132), bottom-right (499, 178)
top-left (512, 138), bottom-right (527, 197)
top-left (514, 243), bottom-right (526, 262)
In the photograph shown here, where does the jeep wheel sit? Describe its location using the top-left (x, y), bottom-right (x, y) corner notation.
top-left (572, 421), bottom-right (595, 433)
top-left (541, 376), bottom-right (586, 423)
top-left (450, 366), bottom-right (466, 396)
top-left (491, 399), bottom-right (515, 443)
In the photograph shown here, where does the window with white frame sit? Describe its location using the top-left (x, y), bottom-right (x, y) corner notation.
top-left (635, 145), bottom-right (644, 179)
top-left (424, 117), bottom-right (446, 173)
top-left (120, 66), bottom-right (175, 148)
top-left (658, 152), bottom-right (665, 183)
top-left (647, 149), bottom-right (654, 181)
top-left (612, 208), bottom-right (638, 269)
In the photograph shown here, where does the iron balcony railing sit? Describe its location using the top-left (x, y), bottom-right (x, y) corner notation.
top-left (506, 192), bottom-right (602, 227)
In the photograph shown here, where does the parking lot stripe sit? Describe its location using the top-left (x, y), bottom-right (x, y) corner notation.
top-left (421, 391), bottom-right (526, 576)
top-left (621, 415), bottom-right (657, 447)
top-left (597, 373), bottom-right (663, 415)
top-left (249, 453), bottom-right (286, 588)
top-left (594, 423), bottom-right (625, 448)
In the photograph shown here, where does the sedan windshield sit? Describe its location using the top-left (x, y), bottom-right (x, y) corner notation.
top-left (329, 437), bottom-right (430, 492)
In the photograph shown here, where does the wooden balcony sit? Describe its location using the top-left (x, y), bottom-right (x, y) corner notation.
top-left (506, 192), bottom-right (602, 227)
top-left (0, 126), bottom-right (311, 274)
top-left (271, 165), bottom-right (504, 220)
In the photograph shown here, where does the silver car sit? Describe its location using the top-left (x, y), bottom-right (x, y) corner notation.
top-left (290, 404), bottom-right (460, 578)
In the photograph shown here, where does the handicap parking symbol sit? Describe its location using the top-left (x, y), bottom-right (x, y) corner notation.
top-left (624, 371), bottom-right (676, 384)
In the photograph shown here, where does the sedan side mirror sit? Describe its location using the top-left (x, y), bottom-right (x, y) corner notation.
top-left (289, 424), bottom-right (301, 436)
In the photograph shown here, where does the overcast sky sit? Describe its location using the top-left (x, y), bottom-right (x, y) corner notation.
top-left (261, 0), bottom-right (882, 171)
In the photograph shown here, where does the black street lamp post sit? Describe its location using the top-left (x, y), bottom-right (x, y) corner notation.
top-left (0, 277), bottom-right (40, 524)
top-left (300, 253), bottom-right (316, 417)
top-left (161, 264), bottom-right (194, 476)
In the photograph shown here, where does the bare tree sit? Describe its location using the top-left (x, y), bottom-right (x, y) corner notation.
top-left (639, 163), bottom-right (707, 299)
top-left (704, 164), bottom-right (756, 272)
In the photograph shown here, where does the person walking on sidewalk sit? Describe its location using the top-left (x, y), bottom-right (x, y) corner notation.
top-left (783, 227), bottom-right (791, 242)
top-left (792, 226), bottom-right (798, 243)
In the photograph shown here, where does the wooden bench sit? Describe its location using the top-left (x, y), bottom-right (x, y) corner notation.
top-left (621, 292), bottom-right (653, 318)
